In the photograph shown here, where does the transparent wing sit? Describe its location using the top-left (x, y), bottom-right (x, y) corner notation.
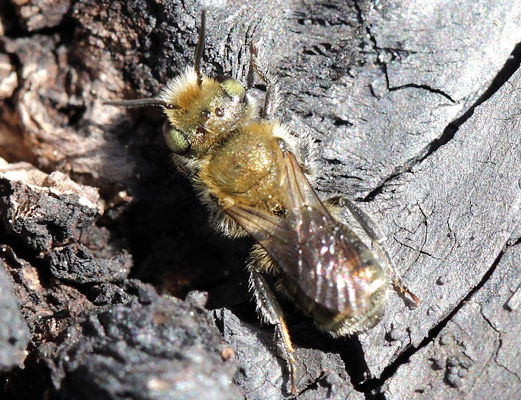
top-left (225, 152), bottom-right (380, 315)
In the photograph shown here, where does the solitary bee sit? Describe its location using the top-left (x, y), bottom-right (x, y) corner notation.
top-left (105, 11), bottom-right (417, 393)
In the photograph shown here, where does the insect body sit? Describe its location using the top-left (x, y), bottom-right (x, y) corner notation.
top-left (105, 11), bottom-right (417, 393)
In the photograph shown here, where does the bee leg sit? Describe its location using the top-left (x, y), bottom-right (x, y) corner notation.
top-left (337, 197), bottom-right (420, 308)
top-left (248, 266), bottom-right (298, 394)
top-left (249, 41), bottom-right (282, 119)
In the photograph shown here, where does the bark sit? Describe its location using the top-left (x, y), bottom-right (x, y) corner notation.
top-left (0, 0), bottom-right (520, 399)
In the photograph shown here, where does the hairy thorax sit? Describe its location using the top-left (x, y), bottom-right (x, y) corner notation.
top-left (199, 120), bottom-right (288, 213)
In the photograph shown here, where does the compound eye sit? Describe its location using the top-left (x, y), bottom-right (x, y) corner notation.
top-left (162, 120), bottom-right (190, 154)
top-left (219, 78), bottom-right (246, 102)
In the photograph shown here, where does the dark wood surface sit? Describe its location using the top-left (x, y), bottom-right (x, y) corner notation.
top-left (0, 0), bottom-right (520, 399)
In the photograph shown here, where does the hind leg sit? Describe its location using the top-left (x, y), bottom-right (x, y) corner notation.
top-left (247, 254), bottom-right (298, 394)
top-left (329, 196), bottom-right (419, 307)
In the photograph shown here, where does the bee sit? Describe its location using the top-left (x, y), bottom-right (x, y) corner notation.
top-left (105, 10), bottom-right (418, 394)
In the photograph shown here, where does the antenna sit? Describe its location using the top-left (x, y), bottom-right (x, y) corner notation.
top-left (194, 10), bottom-right (206, 87)
top-left (103, 98), bottom-right (172, 108)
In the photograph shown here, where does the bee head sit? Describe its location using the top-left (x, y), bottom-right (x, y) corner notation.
top-left (159, 69), bottom-right (255, 157)
top-left (157, 10), bottom-right (257, 157)
top-left (104, 10), bottom-right (257, 157)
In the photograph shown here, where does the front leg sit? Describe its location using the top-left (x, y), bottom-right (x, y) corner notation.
top-left (249, 41), bottom-right (282, 119)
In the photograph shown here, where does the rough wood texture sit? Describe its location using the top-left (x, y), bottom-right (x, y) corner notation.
top-left (0, 0), bottom-right (520, 399)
